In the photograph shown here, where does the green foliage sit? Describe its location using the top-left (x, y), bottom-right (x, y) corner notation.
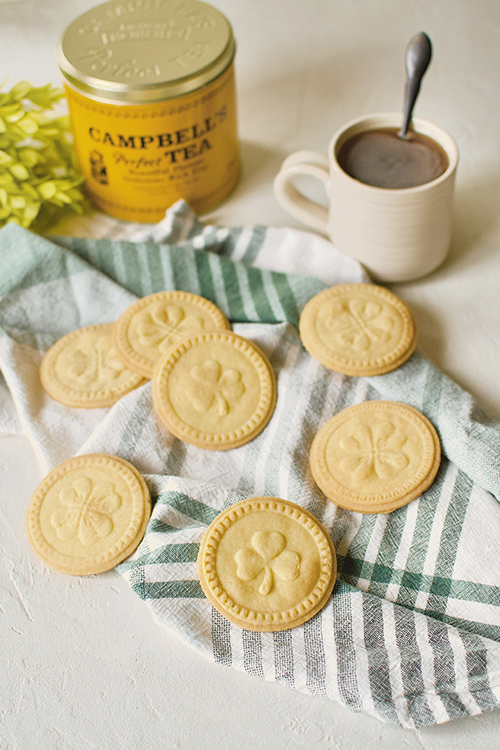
top-left (0, 81), bottom-right (86, 230)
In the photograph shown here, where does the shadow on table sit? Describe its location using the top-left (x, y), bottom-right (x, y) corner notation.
top-left (239, 140), bottom-right (288, 191)
top-left (441, 172), bottom-right (500, 273)
top-left (403, 299), bottom-right (445, 367)
top-left (203, 139), bottom-right (289, 224)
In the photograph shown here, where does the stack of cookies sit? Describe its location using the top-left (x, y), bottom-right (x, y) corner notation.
top-left (299, 283), bottom-right (417, 376)
top-left (197, 497), bottom-right (336, 632)
top-left (309, 401), bottom-right (441, 514)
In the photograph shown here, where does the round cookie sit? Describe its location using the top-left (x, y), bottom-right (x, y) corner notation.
top-left (310, 401), bottom-right (441, 514)
top-left (198, 497), bottom-right (336, 631)
top-left (152, 331), bottom-right (276, 450)
top-left (113, 291), bottom-right (230, 378)
top-left (299, 284), bottom-right (417, 376)
top-left (26, 453), bottom-right (151, 575)
top-left (40, 323), bottom-right (145, 408)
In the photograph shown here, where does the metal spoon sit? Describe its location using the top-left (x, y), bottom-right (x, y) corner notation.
top-left (399, 32), bottom-right (433, 139)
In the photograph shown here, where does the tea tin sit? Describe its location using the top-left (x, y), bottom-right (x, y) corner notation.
top-left (58, 0), bottom-right (240, 222)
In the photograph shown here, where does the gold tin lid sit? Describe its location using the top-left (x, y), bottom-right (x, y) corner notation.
top-left (58, 0), bottom-right (235, 104)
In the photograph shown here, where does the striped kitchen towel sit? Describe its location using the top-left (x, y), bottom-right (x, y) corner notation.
top-left (1, 200), bottom-right (500, 729)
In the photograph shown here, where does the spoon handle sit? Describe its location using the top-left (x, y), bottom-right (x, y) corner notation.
top-left (399, 32), bottom-right (433, 138)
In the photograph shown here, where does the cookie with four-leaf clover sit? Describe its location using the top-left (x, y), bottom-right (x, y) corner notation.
top-left (197, 497), bottom-right (336, 631)
top-left (152, 330), bottom-right (276, 450)
top-left (40, 323), bottom-right (145, 408)
top-left (26, 453), bottom-right (151, 575)
top-left (299, 284), bottom-right (417, 376)
top-left (113, 291), bottom-right (230, 379)
top-left (310, 401), bottom-right (441, 514)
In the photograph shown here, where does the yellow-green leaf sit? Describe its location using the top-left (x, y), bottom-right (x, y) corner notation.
top-left (38, 182), bottom-right (57, 199)
top-left (5, 110), bottom-right (24, 123)
top-left (20, 183), bottom-right (39, 200)
top-left (18, 148), bottom-right (39, 167)
top-left (11, 196), bottom-right (26, 209)
top-left (24, 202), bottom-right (40, 222)
top-left (9, 82), bottom-right (32, 101)
top-left (0, 104), bottom-right (22, 116)
top-left (55, 191), bottom-right (72, 204)
top-left (10, 164), bottom-right (29, 180)
top-left (18, 116), bottom-right (38, 135)
top-left (0, 150), bottom-right (12, 164)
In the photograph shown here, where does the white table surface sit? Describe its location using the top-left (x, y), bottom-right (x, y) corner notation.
top-left (2, 1), bottom-right (500, 748)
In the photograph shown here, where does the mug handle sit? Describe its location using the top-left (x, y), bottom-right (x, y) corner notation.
top-left (273, 150), bottom-right (330, 235)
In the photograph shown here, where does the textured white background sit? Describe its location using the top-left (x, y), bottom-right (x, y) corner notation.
top-left (1, 1), bottom-right (500, 748)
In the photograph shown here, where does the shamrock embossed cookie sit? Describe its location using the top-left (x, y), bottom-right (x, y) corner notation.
top-left (26, 453), bottom-right (151, 575)
top-left (198, 497), bottom-right (336, 631)
top-left (299, 284), bottom-right (417, 376)
top-left (153, 331), bottom-right (276, 450)
top-left (310, 401), bottom-right (441, 514)
top-left (40, 324), bottom-right (145, 408)
top-left (113, 291), bottom-right (230, 378)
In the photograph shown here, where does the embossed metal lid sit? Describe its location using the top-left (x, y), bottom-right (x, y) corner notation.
top-left (58, 0), bottom-right (235, 103)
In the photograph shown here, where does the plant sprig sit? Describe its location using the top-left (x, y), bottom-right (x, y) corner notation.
top-left (0, 81), bottom-right (86, 230)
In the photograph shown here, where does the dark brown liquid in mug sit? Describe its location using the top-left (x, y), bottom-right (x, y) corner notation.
top-left (336, 127), bottom-right (449, 189)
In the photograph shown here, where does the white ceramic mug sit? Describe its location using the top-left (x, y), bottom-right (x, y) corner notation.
top-left (274, 113), bottom-right (459, 282)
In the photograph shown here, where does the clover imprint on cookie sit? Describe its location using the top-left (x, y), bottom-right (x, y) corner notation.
top-left (215, 510), bottom-right (322, 613)
top-left (186, 360), bottom-right (245, 416)
top-left (316, 297), bottom-right (399, 354)
top-left (50, 477), bottom-right (121, 546)
top-left (234, 531), bottom-right (301, 595)
top-left (61, 336), bottom-right (126, 389)
top-left (137, 303), bottom-right (205, 353)
top-left (168, 341), bottom-right (261, 434)
top-left (326, 414), bottom-right (424, 492)
top-left (37, 463), bottom-right (141, 560)
top-left (339, 420), bottom-right (409, 481)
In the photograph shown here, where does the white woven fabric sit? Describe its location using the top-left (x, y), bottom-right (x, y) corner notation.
top-left (1, 201), bottom-right (499, 728)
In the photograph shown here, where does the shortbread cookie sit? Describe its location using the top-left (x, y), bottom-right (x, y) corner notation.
top-left (198, 497), bottom-right (336, 631)
top-left (310, 401), bottom-right (441, 514)
top-left (26, 453), bottom-right (151, 575)
top-left (299, 284), bottom-right (417, 376)
top-left (113, 291), bottom-right (230, 378)
top-left (153, 331), bottom-right (276, 450)
top-left (40, 324), bottom-right (145, 408)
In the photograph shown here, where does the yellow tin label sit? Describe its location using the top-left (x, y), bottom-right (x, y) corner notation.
top-left (65, 63), bottom-right (240, 222)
